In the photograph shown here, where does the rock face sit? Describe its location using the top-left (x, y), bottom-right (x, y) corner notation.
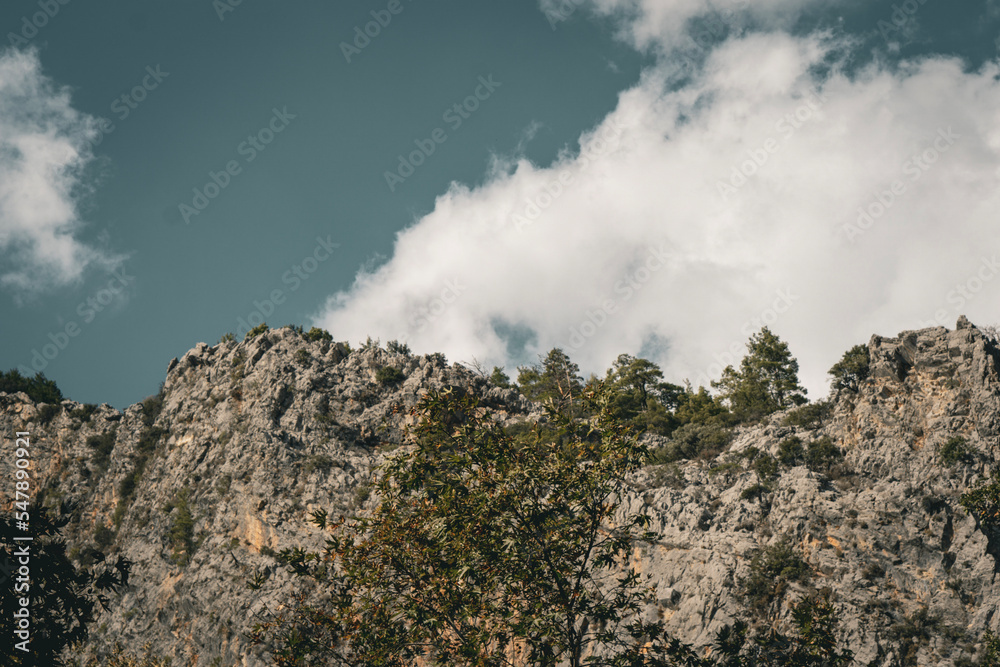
top-left (1, 320), bottom-right (999, 666)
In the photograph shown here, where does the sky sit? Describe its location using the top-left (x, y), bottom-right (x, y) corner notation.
top-left (1, 0), bottom-right (999, 409)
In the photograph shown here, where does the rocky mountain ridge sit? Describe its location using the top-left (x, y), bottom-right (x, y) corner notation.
top-left (1, 318), bottom-right (999, 666)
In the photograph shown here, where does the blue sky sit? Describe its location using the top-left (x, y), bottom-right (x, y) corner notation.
top-left (2, 0), bottom-right (999, 408)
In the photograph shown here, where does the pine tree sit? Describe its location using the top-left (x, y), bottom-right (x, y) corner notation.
top-left (516, 348), bottom-right (583, 409)
top-left (712, 328), bottom-right (807, 422)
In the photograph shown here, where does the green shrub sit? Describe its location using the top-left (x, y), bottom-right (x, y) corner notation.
top-left (977, 629), bottom-right (1000, 666)
top-left (387, 340), bottom-right (411, 355)
top-left (650, 422), bottom-right (733, 463)
top-left (806, 435), bottom-right (843, 471)
top-left (304, 454), bottom-right (335, 474)
top-left (70, 403), bottom-right (99, 423)
top-left (961, 469), bottom-right (1000, 529)
top-left (294, 349), bottom-right (312, 367)
top-left (739, 536), bottom-right (811, 615)
top-left (353, 482), bottom-right (372, 507)
top-left (245, 323), bottom-right (268, 340)
top-left (36, 403), bottom-right (61, 425)
top-left (940, 436), bottom-right (974, 466)
top-left (777, 436), bottom-right (805, 466)
top-left (887, 607), bottom-right (953, 666)
top-left (782, 400), bottom-right (832, 429)
top-left (86, 429), bottom-right (117, 471)
top-left (921, 495), bottom-right (947, 515)
top-left (219, 332), bottom-right (236, 344)
top-left (167, 490), bottom-right (196, 566)
top-left (136, 427), bottom-right (167, 455)
top-left (752, 452), bottom-right (779, 480)
top-left (304, 327), bottom-right (333, 343)
top-left (94, 523), bottom-right (116, 550)
top-left (375, 366), bottom-right (405, 386)
top-left (741, 483), bottom-right (771, 502)
top-left (140, 390), bottom-right (165, 429)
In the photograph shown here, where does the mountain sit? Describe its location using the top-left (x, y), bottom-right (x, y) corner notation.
top-left (1, 318), bottom-right (999, 666)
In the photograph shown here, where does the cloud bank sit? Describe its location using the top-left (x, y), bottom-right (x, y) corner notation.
top-left (315, 19), bottom-right (1000, 398)
top-left (0, 48), bottom-right (118, 299)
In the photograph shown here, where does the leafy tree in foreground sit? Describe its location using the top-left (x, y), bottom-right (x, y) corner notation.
top-left (255, 386), bottom-right (677, 666)
top-left (664, 589), bottom-right (853, 666)
top-left (0, 502), bottom-right (131, 665)
top-left (712, 328), bottom-right (807, 422)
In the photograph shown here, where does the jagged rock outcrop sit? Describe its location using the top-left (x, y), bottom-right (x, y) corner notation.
top-left (1, 319), bottom-right (999, 666)
top-left (628, 317), bottom-right (1000, 665)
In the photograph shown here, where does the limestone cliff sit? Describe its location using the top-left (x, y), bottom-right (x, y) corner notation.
top-left (1, 318), bottom-right (999, 666)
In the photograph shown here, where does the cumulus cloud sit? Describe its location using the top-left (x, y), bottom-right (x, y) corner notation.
top-left (0, 47), bottom-right (119, 299)
top-left (315, 28), bottom-right (1000, 398)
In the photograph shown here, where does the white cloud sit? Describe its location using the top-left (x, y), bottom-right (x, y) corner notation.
top-left (0, 47), bottom-right (120, 299)
top-left (541, 0), bottom-right (833, 53)
top-left (315, 29), bottom-right (1000, 399)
